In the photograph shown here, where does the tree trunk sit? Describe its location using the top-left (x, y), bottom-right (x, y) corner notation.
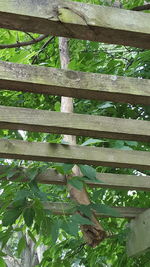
top-left (59, 37), bottom-right (106, 247)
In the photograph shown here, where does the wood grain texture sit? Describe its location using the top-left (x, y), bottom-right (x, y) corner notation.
top-left (1, 105), bottom-right (150, 142)
top-left (0, 139), bottom-right (150, 170)
top-left (127, 209), bottom-right (150, 256)
top-left (43, 202), bottom-right (147, 218)
top-left (0, 0), bottom-right (149, 48)
top-left (1, 165), bottom-right (150, 191)
top-left (1, 61), bottom-right (150, 105)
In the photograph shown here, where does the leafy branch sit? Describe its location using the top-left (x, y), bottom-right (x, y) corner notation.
top-left (0, 34), bottom-right (49, 49)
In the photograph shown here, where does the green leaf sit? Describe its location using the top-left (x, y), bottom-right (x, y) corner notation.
top-left (61, 163), bottom-right (74, 174)
top-left (125, 141), bottom-right (138, 147)
top-left (17, 236), bottom-right (26, 256)
top-left (41, 217), bottom-right (52, 236)
top-left (68, 177), bottom-right (84, 191)
top-left (0, 252), bottom-right (7, 257)
top-left (61, 221), bottom-right (78, 236)
top-left (0, 228), bottom-right (12, 248)
top-left (81, 138), bottom-right (105, 146)
top-left (71, 214), bottom-right (93, 225)
top-left (78, 165), bottom-right (96, 180)
top-left (54, 101), bottom-right (61, 112)
top-left (51, 221), bottom-right (59, 244)
top-left (77, 204), bottom-right (92, 218)
top-left (0, 257), bottom-right (6, 267)
top-left (27, 230), bottom-right (36, 243)
top-left (23, 207), bottom-right (35, 227)
top-left (2, 208), bottom-right (22, 226)
top-left (13, 189), bottom-right (31, 207)
top-left (26, 168), bottom-right (39, 181)
top-left (91, 204), bottom-right (120, 217)
top-left (111, 140), bottom-right (124, 148)
top-left (29, 181), bottom-right (48, 201)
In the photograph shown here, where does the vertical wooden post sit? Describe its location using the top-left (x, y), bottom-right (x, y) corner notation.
top-left (59, 37), bottom-right (106, 247)
top-left (127, 209), bottom-right (150, 257)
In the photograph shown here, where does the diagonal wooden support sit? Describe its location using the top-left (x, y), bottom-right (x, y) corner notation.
top-left (0, 0), bottom-right (149, 48)
top-left (127, 209), bottom-right (150, 257)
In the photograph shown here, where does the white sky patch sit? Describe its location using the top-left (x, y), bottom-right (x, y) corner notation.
top-left (128, 190), bottom-right (137, 196)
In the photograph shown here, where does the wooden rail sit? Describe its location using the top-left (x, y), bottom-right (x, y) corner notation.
top-left (43, 202), bottom-right (147, 218)
top-left (1, 139), bottom-right (150, 170)
top-left (0, 0), bottom-right (149, 48)
top-left (1, 61), bottom-right (150, 105)
top-left (1, 106), bottom-right (150, 142)
top-left (1, 166), bottom-right (150, 191)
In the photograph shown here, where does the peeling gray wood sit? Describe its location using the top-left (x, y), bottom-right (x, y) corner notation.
top-left (1, 105), bottom-right (150, 142)
top-left (127, 209), bottom-right (150, 256)
top-left (0, 139), bottom-right (150, 170)
top-left (1, 165), bottom-right (150, 191)
top-left (0, 0), bottom-right (149, 48)
top-left (1, 61), bottom-right (150, 105)
top-left (43, 202), bottom-right (146, 218)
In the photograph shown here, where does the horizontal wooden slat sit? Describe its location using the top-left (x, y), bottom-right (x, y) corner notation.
top-left (0, 0), bottom-right (149, 48)
top-left (1, 61), bottom-right (150, 105)
top-left (0, 139), bottom-right (150, 170)
top-left (0, 106), bottom-right (150, 142)
top-left (1, 165), bottom-right (150, 191)
top-left (43, 202), bottom-right (146, 218)
top-left (0, 197), bottom-right (146, 218)
top-left (1, 105), bottom-right (150, 142)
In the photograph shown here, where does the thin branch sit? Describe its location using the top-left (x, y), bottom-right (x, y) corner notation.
top-left (132, 4), bottom-right (150, 11)
top-left (0, 34), bottom-right (49, 49)
top-left (24, 32), bottom-right (36, 40)
top-left (32, 36), bottom-right (55, 64)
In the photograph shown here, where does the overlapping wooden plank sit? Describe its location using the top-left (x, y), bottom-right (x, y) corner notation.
top-left (0, 195), bottom-right (145, 217)
top-left (0, 139), bottom-right (150, 170)
top-left (1, 61), bottom-right (150, 105)
top-left (0, 0), bottom-right (149, 48)
top-left (43, 202), bottom-right (146, 218)
top-left (1, 165), bottom-right (150, 191)
top-left (1, 105), bottom-right (150, 142)
top-left (127, 209), bottom-right (150, 256)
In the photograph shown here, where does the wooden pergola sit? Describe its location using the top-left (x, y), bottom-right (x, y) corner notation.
top-left (0, 0), bottom-right (150, 256)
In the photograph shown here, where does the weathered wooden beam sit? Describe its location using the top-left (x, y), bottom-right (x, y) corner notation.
top-left (127, 209), bottom-right (150, 256)
top-left (1, 165), bottom-right (150, 191)
top-left (0, 195), bottom-right (145, 217)
top-left (43, 202), bottom-right (146, 218)
top-left (0, 0), bottom-right (149, 48)
top-left (0, 139), bottom-right (150, 170)
top-left (1, 61), bottom-right (150, 105)
top-left (1, 105), bottom-right (150, 142)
